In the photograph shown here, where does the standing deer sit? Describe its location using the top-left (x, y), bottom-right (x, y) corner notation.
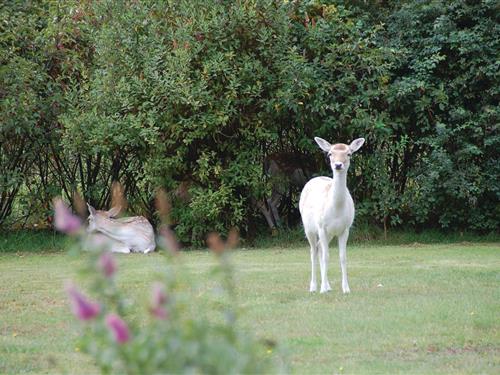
top-left (257, 152), bottom-right (314, 232)
top-left (86, 204), bottom-right (156, 254)
top-left (299, 137), bottom-right (365, 293)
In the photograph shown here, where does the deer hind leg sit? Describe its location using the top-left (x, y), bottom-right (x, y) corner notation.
top-left (268, 189), bottom-right (282, 229)
top-left (305, 231), bottom-right (319, 292)
top-left (338, 229), bottom-right (350, 294)
top-left (255, 200), bottom-right (277, 233)
top-left (318, 229), bottom-right (332, 293)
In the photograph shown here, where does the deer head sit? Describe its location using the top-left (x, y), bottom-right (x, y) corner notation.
top-left (314, 137), bottom-right (365, 172)
top-left (86, 204), bottom-right (121, 233)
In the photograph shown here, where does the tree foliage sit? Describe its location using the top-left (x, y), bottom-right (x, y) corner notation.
top-left (1, 0), bottom-right (498, 242)
top-left (384, 0), bottom-right (500, 230)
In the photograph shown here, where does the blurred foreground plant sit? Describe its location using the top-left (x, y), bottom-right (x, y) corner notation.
top-left (54, 194), bottom-right (285, 374)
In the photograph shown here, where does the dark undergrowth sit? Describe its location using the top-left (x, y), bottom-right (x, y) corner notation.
top-left (249, 223), bottom-right (500, 249)
top-left (0, 230), bottom-right (69, 253)
top-left (1, 226), bottom-right (498, 254)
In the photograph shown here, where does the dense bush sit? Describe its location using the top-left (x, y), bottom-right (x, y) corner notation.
top-left (0, 2), bottom-right (50, 223)
top-left (1, 0), bottom-right (498, 242)
top-left (384, 0), bottom-right (500, 231)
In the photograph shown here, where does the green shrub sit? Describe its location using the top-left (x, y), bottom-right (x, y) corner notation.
top-left (0, 2), bottom-right (51, 224)
top-left (1, 0), bottom-right (498, 241)
top-left (384, 0), bottom-right (500, 231)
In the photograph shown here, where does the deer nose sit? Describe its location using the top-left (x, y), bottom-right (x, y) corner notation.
top-left (334, 162), bottom-right (343, 170)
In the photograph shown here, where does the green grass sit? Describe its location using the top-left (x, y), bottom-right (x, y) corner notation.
top-left (0, 242), bottom-right (499, 374)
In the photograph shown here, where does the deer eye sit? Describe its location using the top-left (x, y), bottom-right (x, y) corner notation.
top-left (347, 152), bottom-right (352, 157)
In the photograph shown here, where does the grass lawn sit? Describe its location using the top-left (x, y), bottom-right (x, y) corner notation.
top-left (0, 241), bottom-right (499, 374)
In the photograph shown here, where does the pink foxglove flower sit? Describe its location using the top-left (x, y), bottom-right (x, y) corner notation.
top-left (53, 198), bottom-right (82, 235)
top-left (105, 313), bottom-right (131, 344)
top-left (98, 251), bottom-right (116, 278)
top-left (66, 284), bottom-right (100, 321)
top-left (150, 282), bottom-right (168, 319)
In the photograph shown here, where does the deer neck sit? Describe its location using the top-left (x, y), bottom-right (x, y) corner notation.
top-left (95, 218), bottom-right (126, 241)
top-left (330, 171), bottom-right (349, 207)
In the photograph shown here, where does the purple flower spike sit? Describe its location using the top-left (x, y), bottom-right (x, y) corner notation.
top-left (105, 313), bottom-right (131, 344)
top-left (152, 282), bottom-right (168, 306)
top-left (66, 284), bottom-right (100, 321)
top-left (98, 252), bottom-right (117, 278)
top-left (150, 282), bottom-right (168, 319)
top-left (53, 198), bottom-right (82, 235)
top-left (151, 306), bottom-right (168, 320)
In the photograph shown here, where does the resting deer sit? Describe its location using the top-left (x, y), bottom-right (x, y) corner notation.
top-left (299, 137), bottom-right (365, 293)
top-left (86, 204), bottom-right (156, 254)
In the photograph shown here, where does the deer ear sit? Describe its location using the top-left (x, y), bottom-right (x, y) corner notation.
top-left (107, 206), bottom-right (121, 218)
top-left (87, 203), bottom-right (96, 216)
top-left (349, 138), bottom-right (365, 153)
top-left (314, 137), bottom-right (332, 153)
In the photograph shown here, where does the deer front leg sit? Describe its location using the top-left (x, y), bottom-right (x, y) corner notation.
top-left (318, 230), bottom-right (332, 293)
top-left (338, 229), bottom-right (350, 294)
top-left (305, 232), bottom-right (318, 292)
top-left (111, 245), bottom-right (131, 254)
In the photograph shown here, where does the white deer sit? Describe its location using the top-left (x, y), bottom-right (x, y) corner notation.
top-left (86, 204), bottom-right (156, 254)
top-left (299, 137), bottom-right (365, 293)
